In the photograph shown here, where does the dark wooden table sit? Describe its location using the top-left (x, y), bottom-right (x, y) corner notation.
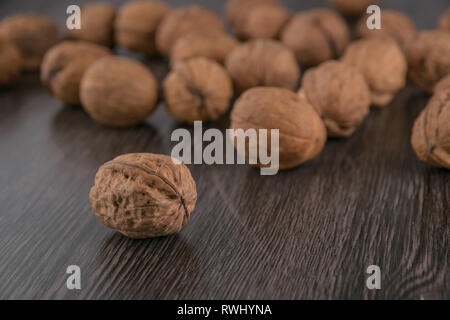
top-left (0, 0), bottom-right (448, 300)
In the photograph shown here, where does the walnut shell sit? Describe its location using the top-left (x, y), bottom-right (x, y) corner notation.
top-left (300, 61), bottom-right (371, 138)
top-left (164, 57), bottom-right (233, 123)
top-left (80, 56), bottom-right (158, 127)
top-left (281, 9), bottom-right (350, 67)
top-left (0, 14), bottom-right (59, 71)
top-left (411, 90), bottom-right (450, 169)
top-left (0, 38), bottom-right (22, 86)
top-left (225, 39), bottom-right (300, 93)
top-left (225, 0), bottom-right (278, 28)
top-left (230, 87), bottom-right (327, 170)
top-left (41, 41), bottom-right (111, 105)
top-left (115, 1), bottom-right (171, 56)
top-left (434, 75), bottom-right (450, 94)
top-left (90, 153), bottom-right (197, 239)
top-left (329, 0), bottom-right (380, 17)
top-left (405, 31), bottom-right (450, 94)
top-left (438, 7), bottom-right (450, 32)
top-left (170, 31), bottom-right (239, 66)
top-left (341, 37), bottom-right (407, 107)
top-left (67, 3), bottom-right (116, 47)
top-left (155, 5), bottom-right (225, 55)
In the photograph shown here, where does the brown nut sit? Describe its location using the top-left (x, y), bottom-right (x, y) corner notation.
top-left (230, 87), bottom-right (327, 170)
top-left (226, 39), bottom-right (300, 93)
top-left (115, 1), bottom-right (171, 56)
top-left (156, 5), bottom-right (225, 55)
top-left (341, 37), bottom-right (407, 107)
top-left (67, 3), bottom-right (116, 47)
top-left (170, 31), bottom-right (239, 66)
top-left (41, 41), bottom-right (111, 105)
top-left (300, 61), bottom-right (371, 138)
top-left (164, 57), bottom-right (233, 123)
top-left (90, 153), bottom-right (197, 239)
top-left (438, 7), bottom-right (450, 32)
top-left (0, 14), bottom-right (59, 71)
top-left (411, 90), bottom-right (450, 169)
top-left (281, 9), bottom-right (350, 67)
top-left (80, 56), bottom-right (158, 127)
top-left (329, 0), bottom-right (380, 17)
top-left (405, 31), bottom-right (450, 94)
top-left (0, 38), bottom-right (22, 86)
top-left (434, 74), bottom-right (450, 94)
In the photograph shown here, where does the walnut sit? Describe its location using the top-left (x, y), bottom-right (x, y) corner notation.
top-left (230, 87), bottom-right (327, 170)
top-left (438, 7), bottom-right (450, 32)
top-left (281, 9), bottom-right (350, 67)
top-left (225, 0), bottom-right (290, 40)
top-left (299, 61), bottom-right (371, 138)
top-left (225, 39), bottom-right (300, 93)
top-left (115, 1), bottom-right (171, 56)
top-left (90, 153), bottom-right (197, 239)
top-left (411, 90), bottom-right (450, 169)
top-left (405, 31), bottom-right (450, 94)
top-left (434, 75), bottom-right (450, 94)
top-left (41, 41), bottom-right (111, 105)
top-left (329, 0), bottom-right (380, 17)
top-left (80, 56), bottom-right (158, 127)
top-left (67, 3), bottom-right (116, 47)
top-left (170, 31), bottom-right (238, 66)
top-left (341, 37), bottom-right (407, 107)
top-left (155, 5), bottom-right (225, 55)
top-left (164, 57), bottom-right (233, 123)
top-left (0, 14), bottom-right (59, 71)
top-left (0, 38), bottom-right (22, 86)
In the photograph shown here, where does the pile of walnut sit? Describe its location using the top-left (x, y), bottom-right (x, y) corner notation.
top-left (1, 0), bottom-right (449, 238)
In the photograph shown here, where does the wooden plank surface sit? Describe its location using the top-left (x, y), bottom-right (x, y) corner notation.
top-left (0, 0), bottom-right (448, 300)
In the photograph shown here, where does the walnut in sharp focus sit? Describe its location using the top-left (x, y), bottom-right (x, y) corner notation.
top-left (411, 90), bottom-right (450, 169)
top-left (67, 3), bottom-right (116, 47)
top-left (230, 87), bottom-right (327, 170)
top-left (164, 57), bottom-right (233, 123)
top-left (115, 1), bottom-right (171, 56)
top-left (299, 61), bottom-right (371, 138)
top-left (405, 31), bottom-right (450, 94)
top-left (0, 14), bottom-right (59, 71)
top-left (225, 39), bottom-right (300, 93)
top-left (329, 0), bottom-right (380, 17)
top-left (281, 9), bottom-right (350, 67)
top-left (90, 153), bottom-right (197, 239)
top-left (341, 37), bottom-right (407, 107)
top-left (438, 7), bottom-right (450, 32)
top-left (80, 56), bottom-right (159, 127)
top-left (41, 41), bottom-right (111, 105)
top-left (155, 5), bottom-right (225, 55)
top-left (0, 38), bottom-right (22, 86)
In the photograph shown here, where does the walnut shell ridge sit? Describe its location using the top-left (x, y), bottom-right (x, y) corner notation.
top-left (90, 153), bottom-right (197, 238)
top-left (329, 0), bottom-right (380, 17)
top-left (434, 75), bottom-right (450, 94)
top-left (0, 38), bottom-right (22, 86)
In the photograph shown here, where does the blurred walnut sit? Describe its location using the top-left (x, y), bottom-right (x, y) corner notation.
top-left (438, 7), bottom-right (450, 31)
top-left (80, 56), bottom-right (158, 127)
top-left (0, 14), bottom-right (59, 71)
top-left (411, 90), bottom-right (450, 169)
top-left (329, 0), bottom-right (380, 17)
top-left (41, 41), bottom-right (111, 105)
top-left (230, 87), bottom-right (326, 170)
top-left (170, 31), bottom-right (238, 66)
top-left (341, 37), bottom-right (407, 107)
top-left (156, 5), bottom-right (225, 55)
top-left (226, 39), bottom-right (300, 93)
top-left (281, 9), bottom-right (350, 66)
top-left (300, 61), bottom-right (371, 138)
top-left (115, 1), bottom-right (171, 56)
top-left (405, 31), bottom-right (450, 94)
top-left (90, 153), bottom-right (197, 239)
top-left (434, 75), bottom-right (450, 94)
top-left (67, 3), bottom-right (116, 47)
top-left (164, 57), bottom-right (233, 123)
top-left (0, 38), bottom-right (22, 86)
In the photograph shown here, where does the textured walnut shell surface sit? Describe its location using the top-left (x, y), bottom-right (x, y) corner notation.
top-left (300, 61), bottom-right (371, 138)
top-left (434, 75), bottom-right (450, 94)
top-left (411, 90), bottom-right (450, 169)
top-left (80, 56), bottom-right (158, 127)
top-left (225, 0), bottom-right (279, 28)
top-left (329, 0), bottom-right (379, 17)
top-left (0, 14), bottom-right (59, 71)
top-left (405, 31), bottom-right (450, 94)
top-left (0, 38), bottom-right (22, 86)
top-left (90, 153), bottom-right (197, 239)
top-left (341, 37), bottom-right (407, 107)
top-left (170, 31), bottom-right (239, 66)
top-left (115, 1), bottom-right (171, 56)
top-left (281, 9), bottom-right (350, 67)
top-left (164, 57), bottom-right (233, 123)
top-left (41, 41), bottom-right (111, 105)
top-left (226, 39), bottom-right (300, 93)
top-left (230, 87), bottom-right (326, 170)
top-left (438, 7), bottom-right (450, 31)
top-left (155, 5), bottom-right (225, 55)
top-left (67, 3), bottom-right (116, 47)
